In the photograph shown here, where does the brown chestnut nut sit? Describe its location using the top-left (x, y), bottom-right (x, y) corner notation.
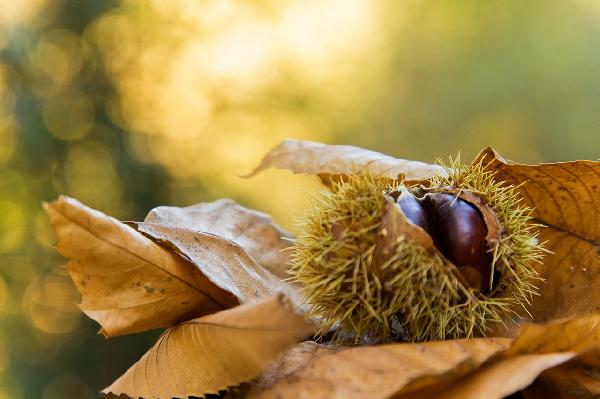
top-left (424, 193), bottom-right (492, 291)
top-left (395, 188), bottom-right (433, 236)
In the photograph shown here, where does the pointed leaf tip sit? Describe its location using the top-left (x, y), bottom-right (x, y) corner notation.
top-left (246, 139), bottom-right (446, 182)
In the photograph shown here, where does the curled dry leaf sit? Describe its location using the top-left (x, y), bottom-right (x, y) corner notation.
top-left (477, 147), bottom-right (600, 323)
top-left (246, 139), bottom-right (446, 182)
top-left (246, 338), bottom-right (511, 399)
top-left (44, 196), bottom-right (238, 337)
top-left (136, 199), bottom-right (300, 305)
top-left (397, 313), bottom-right (600, 399)
top-left (245, 313), bottom-right (600, 399)
top-left (141, 198), bottom-right (293, 280)
top-left (103, 295), bottom-right (315, 399)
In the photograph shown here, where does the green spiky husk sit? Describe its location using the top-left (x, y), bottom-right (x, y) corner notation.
top-left (289, 159), bottom-right (545, 344)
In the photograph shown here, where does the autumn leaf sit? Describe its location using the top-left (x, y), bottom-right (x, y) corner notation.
top-left (103, 294), bottom-right (315, 399)
top-left (245, 314), bottom-right (600, 399)
top-left (245, 338), bottom-right (511, 399)
top-left (44, 196), bottom-right (238, 337)
top-left (141, 199), bottom-right (293, 279)
top-left (477, 147), bottom-right (600, 323)
top-left (397, 314), bottom-right (600, 399)
top-left (135, 199), bottom-right (300, 305)
top-left (246, 139), bottom-right (446, 182)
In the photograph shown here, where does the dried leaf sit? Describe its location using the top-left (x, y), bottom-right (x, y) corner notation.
top-left (44, 196), bottom-right (238, 337)
top-left (103, 295), bottom-right (315, 399)
top-left (246, 313), bottom-right (600, 399)
top-left (517, 339), bottom-right (600, 398)
top-left (396, 313), bottom-right (600, 399)
top-left (477, 147), bottom-right (600, 322)
top-left (246, 139), bottom-right (446, 182)
top-left (136, 200), bottom-right (300, 305)
top-left (506, 313), bottom-right (600, 355)
top-left (522, 365), bottom-right (600, 399)
top-left (402, 353), bottom-right (575, 399)
top-left (141, 199), bottom-right (293, 279)
top-left (246, 338), bottom-right (511, 399)
top-left (247, 341), bottom-right (334, 392)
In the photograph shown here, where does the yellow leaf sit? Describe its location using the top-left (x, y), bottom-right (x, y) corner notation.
top-left (247, 313), bottom-right (600, 399)
top-left (136, 199), bottom-right (300, 305)
top-left (44, 196), bottom-right (238, 337)
top-left (246, 139), bottom-right (446, 182)
top-left (397, 313), bottom-right (600, 399)
top-left (142, 199), bottom-right (293, 279)
top-left (246, 338), bottom-right (511, 399)
top-left (477, 147), bottom-right (600, 323)
top-left (103, 295), bottom-right (315, 399)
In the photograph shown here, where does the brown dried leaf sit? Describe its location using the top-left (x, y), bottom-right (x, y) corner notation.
top-left (246, 139), bottom-right (446, 182)
top-left (396, 313), bottom-right (600, 399)
top-left (401, 353), bottom-right (575, 399)
top-left (477, 147), bottom-right (600, 323)
top-left (246, 338), bottom-right (511, 399)
top-left (136, 199), bottom-right (300, 305)
top-left (103, 295), bottom-right (315, 399)
top-left (141, 199), bottom-right (293, 280)
top-left (245, 313), bottom-right (600, 399)
top-left (44, 196), bottom-right (238, 337)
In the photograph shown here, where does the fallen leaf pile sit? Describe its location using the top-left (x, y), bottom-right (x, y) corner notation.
top-left (45, 139), bottom-right (600, 398)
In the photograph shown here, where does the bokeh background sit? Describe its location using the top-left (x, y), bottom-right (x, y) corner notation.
top-left (1, 0), bottom-right (599, 397)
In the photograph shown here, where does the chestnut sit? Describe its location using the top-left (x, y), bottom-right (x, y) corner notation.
top-left (423, 193), bottom-right (492, 291)
top-left (395, 189), bottom-right (433, 236)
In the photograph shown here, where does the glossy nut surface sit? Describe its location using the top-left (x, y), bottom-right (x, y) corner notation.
top-left (424, 193), bottom-right (492, 290)
top-left (395, 189), bottom-right (433, 236)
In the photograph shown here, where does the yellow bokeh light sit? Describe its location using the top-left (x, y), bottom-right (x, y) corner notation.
top-left (2, 257), bottom-right (37, 283)
top-left (43, 93), bottom-right (95, 141)
top-left (27, 29), bottom-right (84, 95)
top-left (0, 0), bottom-right (48, 27)
top-left (63, 140), bottom-right (124, 212)
top-left (0, 170), bottom-right (28, 203)
top-left (0, 200), bottom-right (25, 254)
top-left (88, 0), bottom-right (388, 227)
top-left (34, 210), bottom-right (56, 249)
top-left (22, 275), bottom-right (81, 335)
top-left (0, 383), bottom-right (22, 399)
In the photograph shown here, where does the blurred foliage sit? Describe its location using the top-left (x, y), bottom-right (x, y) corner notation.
top-left (0, 0), bottom-right (599, 397)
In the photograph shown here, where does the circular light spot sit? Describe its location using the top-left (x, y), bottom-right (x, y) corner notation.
top-left (0, 200), bottom-right (25, 254)
top-left (43, 94), bottom-right (95, 141)
top-left (2, 257), bottom-right (37, 282)
top-left (22, 276), bottom-right (80, 335)
top-left (64, 141), bottom-right (123, 210)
